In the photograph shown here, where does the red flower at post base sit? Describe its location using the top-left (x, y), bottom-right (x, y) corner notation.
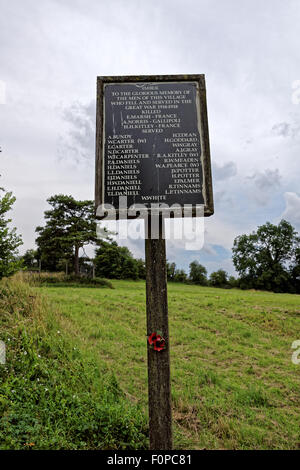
top-left (148, 332), bottom-right (158, 345)
top-left (148, 332), bottom-right (166, 352)
top-left (153, 336), bottom-right (166, 352)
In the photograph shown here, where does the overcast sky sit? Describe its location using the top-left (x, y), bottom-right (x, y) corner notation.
top-left (1, 0), bottom-right (300, 275)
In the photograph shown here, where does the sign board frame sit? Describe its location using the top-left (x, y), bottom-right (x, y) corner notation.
top-left (95, 74), bottom-right (214, 219)
top-left (95, 74), bottom-right (214, 218)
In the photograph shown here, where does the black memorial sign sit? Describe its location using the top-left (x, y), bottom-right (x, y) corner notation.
top-left (95, 75), bottom-right (213, 217)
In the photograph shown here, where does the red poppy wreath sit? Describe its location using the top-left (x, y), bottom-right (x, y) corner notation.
top-left (148, 331), bottom-right (166, 352)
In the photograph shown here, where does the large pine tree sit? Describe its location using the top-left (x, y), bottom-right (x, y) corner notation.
top-left (36, 195), bottom-right (97, 275)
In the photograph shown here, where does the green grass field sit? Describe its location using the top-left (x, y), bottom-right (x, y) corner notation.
top-left (42, 281), bottom-right (300, 449)
top-left (1, 278), bottom-right (300, 449)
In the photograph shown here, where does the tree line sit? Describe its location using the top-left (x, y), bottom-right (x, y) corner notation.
top-left (1, 187), bottom-right (300, 293)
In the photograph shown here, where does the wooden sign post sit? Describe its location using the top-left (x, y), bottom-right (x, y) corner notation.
top-left (95, 75), bottom-right (214, 450)
top-left (145, 213), bottom-right (172, 449)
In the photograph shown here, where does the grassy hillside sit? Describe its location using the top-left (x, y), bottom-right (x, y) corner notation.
top-left (1, 277), bottom-right (300, 449)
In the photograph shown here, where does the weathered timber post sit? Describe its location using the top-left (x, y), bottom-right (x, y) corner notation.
top-left (145, 213), bottom-right (172, 450)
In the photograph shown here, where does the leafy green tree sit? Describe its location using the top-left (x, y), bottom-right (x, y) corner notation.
top-left (189, 261), bottom-right (207, 285)
top-left (36, 195), bottom-right (97, 275)
top-left (21, 249), bottom-right (39, 270)
top-left (94, 240), bottom-right (140, 280)
top-left (166, 262), bottom-right (188, 283)
top-left (0, 187), bottom-right (23, 279)
top-left (173, 268), bottom-right (187, 283)
top-left (136, 258), bottom-right (146, 279)
top-left (166, 261), bottom-right (176, 281)
top-left (228, 275), bottom-right (238, 288)
top-left (209, 269), bottom-right (228, 288)
top-left (290, 247), bottom-right (300, 292)
top-left (232, 220), bottom-right (300, 292)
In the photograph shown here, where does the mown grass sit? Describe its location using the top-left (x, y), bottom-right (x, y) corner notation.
top-left (0, 277), bottom-right (147, 450)
top-left (40, 280), bottom-right (300, 450)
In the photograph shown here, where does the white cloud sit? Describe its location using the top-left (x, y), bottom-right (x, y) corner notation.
top-left (250, 169), bottom-right (281, 191)
top-left (213, 161), bottom-right (237, 180)
top-left (272, 120), bottom-right (300, 138)
top-left (245, 168), bottom-right (282, 206)
top-left (204, 217), bottom-right (241, 250)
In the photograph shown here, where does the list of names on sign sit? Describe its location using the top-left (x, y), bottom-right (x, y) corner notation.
top-left (103, 81), bottom-right (204, 208)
